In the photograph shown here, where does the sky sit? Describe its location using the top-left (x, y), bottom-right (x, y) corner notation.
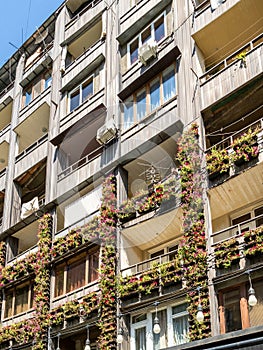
top-left (0, 0), bottom-right (64, 66)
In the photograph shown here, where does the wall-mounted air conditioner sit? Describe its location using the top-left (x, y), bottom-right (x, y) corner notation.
top-left (21, 197), bottom-right (39, 219)
top-left (96, 118), bottom-right (117, 145)
top-left (138, 39), bottom-right (158, 65)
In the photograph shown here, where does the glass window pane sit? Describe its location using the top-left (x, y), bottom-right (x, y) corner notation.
top-left (135, 327), bottom-right (146, 350)
top-left (82, 78), bottom-right (93, 102)
top-left (5, 291), bottom-right (13, 318)
top-left (173, 314), bottom-right (189, 345)
top-left (15, 285), bottom-right (29, 315)
top-left (137, 89), bottom-right (146, 121)
top-left (154, 16), bottom-right (165, 42)
top-left (163, 66), bottom-right (176, 102)
top-left (152, 309), bottom-right (167, 350)
top-left (255, 207), bottom-right (263, 227)
top-left (249, 280), bottom-right (263, 327)
top-left (223, 289), bottom-right (242, 332)
top-left (123, 98), bottom-right (134, 130)
top-left (25, 89), bottom-right (32, 106)
top-left (66, 259), bottom-right (86, 293)
top-left (130, 38), bottom-right (139, 65)
top-left (88, 249), bottom-right (99, 283)
top-left (45, 74), bottom-right (52, 89)
top-left (70, 89), bottom-right (80, 112)
top-left (150, 78), bottom-right (160, 111)
top-left (142, 26), bottom-right (151, 44)
top-left (55, 266), bottom-right (64, 297)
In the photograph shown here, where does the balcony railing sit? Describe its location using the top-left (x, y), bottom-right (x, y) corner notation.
top-left (15, 134), bottom-right (48, 162)
top-left (0, 81), bottom-right (14, 100)
top-left (0, 216), bottom-right (2, 231)
top-left (55, 210), bottom-right (99, 239)
top-left (194, 0), bottom-right (210, 16)
top-left (200, 32), bottom-right (263, 82)
top-left (57, 145), bottom-right (103, 181)
top-left (211, 215), bottom-right (263, 275)
top-left (65, 0), bottom-right (102, 31)
top-left (121, 249), bottom-right (178, 276)
top-left (207, 117), bottom-right (263, 152)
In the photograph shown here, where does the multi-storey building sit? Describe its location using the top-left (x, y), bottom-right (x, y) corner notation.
top-left (0, 0), bottom-right (262, 349)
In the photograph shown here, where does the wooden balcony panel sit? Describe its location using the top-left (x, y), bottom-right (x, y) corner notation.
top-left (64, 0), bottom-right (106, 43)
top-left (193, 0), bottom-right (239, 34)
top-left (200, 43), bottom-right (263, 111)
top-left (14, 137), bottom-right (48, 179)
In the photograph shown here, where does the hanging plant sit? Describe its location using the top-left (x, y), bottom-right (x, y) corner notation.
top-left (206, 147), bottom-right (230, 179)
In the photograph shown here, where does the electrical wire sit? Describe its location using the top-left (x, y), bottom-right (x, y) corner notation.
top-left (25, 0), bottom-right (32, 40)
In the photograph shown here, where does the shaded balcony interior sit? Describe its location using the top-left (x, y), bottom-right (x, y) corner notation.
top-left (120, 136), bottom-right (183, 271)
top-left (66, 0), bottom-right (95, 15)
top-left (203, 78), bottom-right (263, 149)
top-left (56, 181), bottom-right (102, 233)
top-left (0, 100), bottom-right (12, 131)
top-left (15, 102), bottom-right (50, 154)
top-left (55, 324), bottom-right (99, 350)
top-left (0, 141), bottom-right (9, 171)
top-left (15, 159), bottom-right (46, 219)
top-left (64, 17), bottom-right (103, 68)
top-left (57, 111), bottom-right (104, 177)
top-left (193, 0), bottom-right (263, 71)
top-left (5, 220), bottom-right (39, 262)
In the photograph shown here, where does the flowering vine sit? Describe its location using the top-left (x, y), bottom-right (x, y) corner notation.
top-left (97, 175), bottom-right (117, 349)
top-left (177, 124), bottom-right (211, 340)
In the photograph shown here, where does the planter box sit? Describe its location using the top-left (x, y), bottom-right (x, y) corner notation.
top-left (216, 261), bottom-right (240, 276)
top-left (121, 292), bottom-right (139, 307)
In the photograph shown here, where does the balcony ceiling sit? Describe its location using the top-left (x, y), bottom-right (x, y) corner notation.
top-left (209, 162), bottom-right (263, 220)
top-left (0, 141), bottom-right (9, 171)
top-left (192, 0), bottom-right (263, 66)
top-left (15, 103), bottom-right (49, 152)
top-left (66, 0), bottom-right (90, 14)
top-left (13, 220), bottom-right (39, 253)
top-left (122, 207), bottom-right (183, 251)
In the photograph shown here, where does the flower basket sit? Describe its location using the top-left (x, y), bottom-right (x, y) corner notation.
top-left (231, 128), bottom-right (259, 166)
top-left (206, 147), bottom-right (230, 179)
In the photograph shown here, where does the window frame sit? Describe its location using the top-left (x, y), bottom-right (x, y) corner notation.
top-left (4, 281), bottom-right (34, 319)
top-left (68, 75), bottom-right (94, 113)
top-left (54, 247), bottom-right (100, 298)
top-left (130, 302), bottom-right (189, 349)
top-left (22, 69), bottom-right (52, 108)
top-left (127, 11), bottom-right (167, 67)
top-left (123, 63), bottom-right (176, 131)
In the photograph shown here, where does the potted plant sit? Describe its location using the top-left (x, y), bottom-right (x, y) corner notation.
top-left (206, 147), bottom-right (230, 180)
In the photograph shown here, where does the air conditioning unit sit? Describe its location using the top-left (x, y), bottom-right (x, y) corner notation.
top-left (96, 118), bottom-right (117, 145)
top-left (21, 197), bottom-right (39, 219)
top-left (138, 40), bottom-right (158, 65)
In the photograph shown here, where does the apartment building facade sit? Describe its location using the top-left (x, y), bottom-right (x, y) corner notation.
top-left (0, 0), bottom-right (262, 349)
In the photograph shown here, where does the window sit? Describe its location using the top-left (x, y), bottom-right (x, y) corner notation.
top-left (127, 13), bottom-right (166, 66)
top-left (219, 281), bottom-right (263, 334)
top-left (172, 303), bottom-right (189, 345)
top-left (131, 303), bottom-right (189, 349)
top-left (4, 282), bottom-right (34, 318)
top-left (123, 64), bottom-right (176, 130)
top-left (68, 77), bottom-right (93, 112)
top-left (54, 248), bottom-right (99, 298)
top-left (22, 70), bottom-right (52, 108)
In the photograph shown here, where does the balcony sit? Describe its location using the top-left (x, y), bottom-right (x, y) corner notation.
top-left (199, 34), bottom-right (263, 111)
top-left (119, 249), bottom-right (183, 306)
top-left (14, 134), bottom-right (48, 179)
top-left (0, 140), bottom-right (9, 172)
top-left (61, 38), bottom-right (106, 92)
top-left (193, 0), bottom-right (263, 68)
top-left (64, 0), bottom-right (105, 44)
top-left (211, 215), bottom-right (263, 278)
top-left (193, 0), bottom-right (240, 34)
top-left (0, 168), bottom-right (6, 191)
top-left (118, 0), bottom-right (170, 45)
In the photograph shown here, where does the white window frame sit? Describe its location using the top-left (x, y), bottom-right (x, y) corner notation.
top-left (131, 302), bottom-right (189, 349)
top-left (68, 75), bottom-right (94, 113)
top-left (231, 203), bottom-right (263, 233)
top-left (127, 11), bottom-right (167, 67)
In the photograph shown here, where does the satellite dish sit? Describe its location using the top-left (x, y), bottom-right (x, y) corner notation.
top-left (34, 28), bottom-right (48, 44)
